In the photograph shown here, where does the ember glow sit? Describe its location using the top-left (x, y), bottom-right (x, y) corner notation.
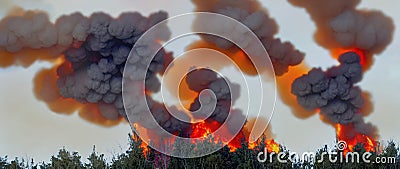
top-left (189, 120), bottom-right (245, 152)
top-left (141, 142), bottom-right (149, 157)
top-left (189, 119), bottom-right (279, 153)
top-left (266, 139), bottom-right (280, 153)
top-left (336, 123), bottom-right (376, 153)
top-left (190, 120), bottom-right (219, 139)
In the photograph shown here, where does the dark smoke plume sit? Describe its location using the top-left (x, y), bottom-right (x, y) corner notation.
top-left (0, 8), bottom-right (172, 126)
top-left (1, 0), bottom-right (284, 145)
top-left (58, 11), bottom-right (172, 121)
top-left (291, 52), bottom-right (378, 139)
top-left (286, 0), bottom-right (395, 142)
top-left (288, 0), bottom-right (394, 70)
top-left (192, 0), bottom-right (305, 76)
top-left (279, 0), bottom-right (394, 121)
top-left (186, 68), bottom-right (243, 134)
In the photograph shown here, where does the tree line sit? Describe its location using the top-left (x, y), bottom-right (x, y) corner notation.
top-left (1, 133), bottom-right (399, 169)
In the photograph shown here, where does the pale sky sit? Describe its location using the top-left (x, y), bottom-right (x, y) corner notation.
top-left (0, 0), bottom-right (399, 162)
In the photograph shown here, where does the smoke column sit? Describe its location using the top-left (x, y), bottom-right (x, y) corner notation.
top-left (292, 52), bottom-right (378, 139)
top-left (288, 0), bottom-right (394, 70)
top-left (189, 0), bottom-right (317, 125)
top-left (104, 0), bottom-right (304, 152)
top-left (154, 0), bottom-right (309, 148)
top-left (0, 2), bottom-right (280, 151)
top-left (278, 0), bottom-right (395, 120)
top-left (4, 0), bottom-right (388, 155)
top-left (0, 0), bottom-right (395, 159)
top-left (191, 0), bottom-right (305, 76)
top-left (287, 0), bottom-right (394, 150)
top-left (0, 3), bottom-right (279, 155)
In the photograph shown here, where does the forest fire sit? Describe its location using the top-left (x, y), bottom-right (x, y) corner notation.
top-left (190, 120), bottom-right (241, 152)
top-left (249, 139), bottom-right (280, 153)
top-left (287, 0), bottom-right (393, 158)
top-left (291, 49), bottom-right (380, 155)
top-left (265, 139), bottom-right (280, 153)
top-left (141, 142), bottom-right (149, 157)
top-left (336, 123), bottom-right (376, 154)
top-left (189, 120), bottom-right (280, 153)
top-left (137, 122), bottom-right (280, 158)
top-left (0, 0), bottom-right (394, 164)
top-left (190, 120), bottom-right (219, 139)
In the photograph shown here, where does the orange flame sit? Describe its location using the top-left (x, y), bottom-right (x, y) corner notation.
top-left (266, 139), bottom-right (280, 153)
top-left (247, 139), bottom-right (279, 153)
top-left (141, 142), bottom-right (149, 157)
top-left (190, 120), bottom-right (241, 152)
top-left (189, 120), bottom-right (279, 153)
top-left (336, 124), bottom-right (376, 153)
top-left (191, 120), bottom-right (217, 139)
top-left (134, 119), bottom-right (280, 155)
top-left (131, 133), bottom-right (149, 157)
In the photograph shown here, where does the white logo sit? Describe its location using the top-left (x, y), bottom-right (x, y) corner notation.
top-left (336, 140), bottom-right (347, 151)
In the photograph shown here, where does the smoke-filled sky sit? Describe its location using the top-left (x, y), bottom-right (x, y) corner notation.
top-left (0, 0), bottom-right (399, 162)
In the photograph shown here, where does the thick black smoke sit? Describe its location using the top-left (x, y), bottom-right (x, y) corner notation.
top-left (292, 52), bottom-right (363, 124)
top-left (186, 68), bottom-right (243, 134)
top-left (0, 8), bottom-right (173, 124)
top-left (0, 2), bottom-right (276, 140)
top-left (123, 64), bottom-right (243, 136)
top-left (291, 52), bottom-right (377, 138)
top-left (58, 11), bottom-right (175, 122)
top-left (192, 0), bottom-right (305, 76)
top-left (288, 0), bottom-right (394, 70)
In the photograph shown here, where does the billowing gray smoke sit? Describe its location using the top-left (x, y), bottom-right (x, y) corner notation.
top-left (286, 0), bottom-right (395, 141)
top-left (123, 64), bottom-right (243, 136)
top-left (0, 10), bottom-right (86, 53)
top-left (291, 52), bottom-right (377, 138)
top-left (0, 8), bottom-right (173, 125)
top-left (292, 52), bottom-right (362, 123)
top-left (192, 0), bottom-right (305, 76)
top-left (0, 7), bottom-right (257, 137)
top-left (288, 0), bottom-right (394, 70)
top-left (58, 11), bottom-right (172, 121)
top-left (186, 68), bottom-right (243, 133)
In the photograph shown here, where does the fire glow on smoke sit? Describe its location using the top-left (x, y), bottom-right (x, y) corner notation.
top-left (334, 49), bottom-right (376, 153)
top-left (331, 48), bottom-right (367, 69)
top-left (190, 120), bottom-right (280, 153)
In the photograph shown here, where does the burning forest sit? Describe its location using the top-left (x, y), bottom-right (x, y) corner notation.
top-left (0, 0), bottom-right (398, 167)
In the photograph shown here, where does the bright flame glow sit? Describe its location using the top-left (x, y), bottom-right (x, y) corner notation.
top-left (331, 48), bottom-right (367, 68)
top-left (336, 124), bottom-right (376, 153)
top-left (190, 120), bottom-right (279, 153)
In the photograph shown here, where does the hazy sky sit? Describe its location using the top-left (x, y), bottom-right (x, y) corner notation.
top-left (0, 0), bottom-right (399, 162)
